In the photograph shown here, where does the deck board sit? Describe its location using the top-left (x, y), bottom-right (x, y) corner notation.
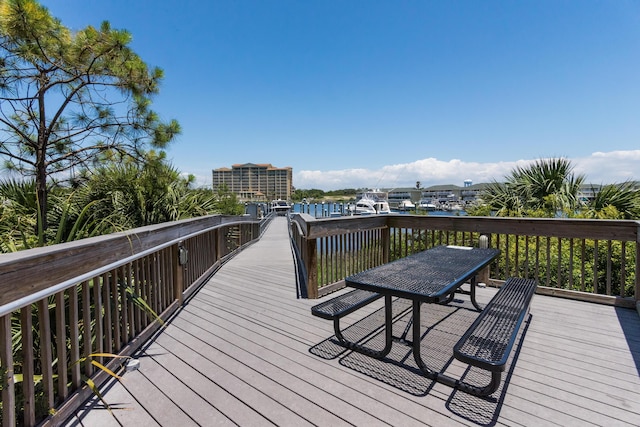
top-left (65, 216), bottom-right (640, 426)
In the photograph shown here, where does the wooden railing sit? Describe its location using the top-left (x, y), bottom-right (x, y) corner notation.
top-left (0, 214), bottom-right (268, 427)
top-left (290, 214), bottom-right (640, 307)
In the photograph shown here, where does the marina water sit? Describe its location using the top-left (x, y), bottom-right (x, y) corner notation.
top-left (291, 202), bottom-right (466, 218)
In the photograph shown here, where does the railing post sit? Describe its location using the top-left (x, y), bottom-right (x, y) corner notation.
top-left (478, 234), bottom-right (491, 285)
top-left (306, 237), bottom-right (318, 299)
top-left (382, 225), bottom-right (390, 264)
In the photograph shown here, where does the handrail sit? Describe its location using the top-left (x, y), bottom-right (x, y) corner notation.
top-left (0, 217), bottom-right (256, 317)
top-left (0, 215), bottom-right (254, 308)
top-left (290, 213), bottom-right (640, 306)
top-left (0, 214), bottom-right (265, 426)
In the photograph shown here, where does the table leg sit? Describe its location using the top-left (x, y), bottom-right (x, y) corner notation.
top-left (412, 300), bottom-right (439, 380)
top-left (469, 275), bottom-right (483, 311)
top-left (334, 295), bottom-right (393, 359)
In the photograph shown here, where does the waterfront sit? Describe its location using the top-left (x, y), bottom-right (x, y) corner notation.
top-left (291, 202), bottom-right (466, 218)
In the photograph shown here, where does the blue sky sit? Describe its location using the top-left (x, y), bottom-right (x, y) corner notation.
top-left (43, 0), bottom-right (640, 190)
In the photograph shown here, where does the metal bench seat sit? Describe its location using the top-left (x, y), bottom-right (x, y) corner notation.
top-left (311, 289), bottom-right (382, 320)
top-left (311, 289), bottom-right (392, 358)
top-left (452, 277), bottom-right (537, 396)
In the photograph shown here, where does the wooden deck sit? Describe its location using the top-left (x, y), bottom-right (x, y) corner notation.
top-left (64, 216), bottom-right (640, 426)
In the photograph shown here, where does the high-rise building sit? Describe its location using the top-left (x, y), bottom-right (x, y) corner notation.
top-left (212, 163), bottom-right (293, 201)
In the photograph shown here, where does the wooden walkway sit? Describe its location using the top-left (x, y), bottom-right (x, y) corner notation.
top-left (65, 216), bottom-right (640, 426)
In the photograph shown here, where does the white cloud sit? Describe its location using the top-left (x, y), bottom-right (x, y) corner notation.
top-left (573, 150), bottom-right (640, 184)
top-left (294, 150), bottom-right (640, 190)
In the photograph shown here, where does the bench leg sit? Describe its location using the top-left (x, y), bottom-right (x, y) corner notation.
top-left (412, 300), bottom-right (502, 397)
top-left (333, 295), bottom-right (393, 359)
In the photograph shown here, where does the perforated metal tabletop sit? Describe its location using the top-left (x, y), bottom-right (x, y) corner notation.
top-left (345, 245), bottom-right (500, 302)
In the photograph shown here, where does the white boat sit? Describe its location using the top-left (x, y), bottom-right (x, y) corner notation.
top-left (445, 203), bottom-right (464, 211)
top-left (418, 199), bottom-right (437, 211)
top-left (271, 199), bottom-right (291, 216)
top-left (349, 190), bottom-right (391, 215)
top-left (397, 199), bottom-right (416, 210)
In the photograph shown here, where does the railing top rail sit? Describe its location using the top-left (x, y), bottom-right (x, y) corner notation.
top-left (290, 213), bottom-right (390, 239)
top-left (0, 215), bottom-right (259, 314)
top-left (291, 213), bottom-right (640, 242)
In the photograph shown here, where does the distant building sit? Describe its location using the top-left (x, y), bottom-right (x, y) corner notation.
top-left (212, 163), bottom-right (293, 202)
top-left (387, 182), bottom-right (492, 207)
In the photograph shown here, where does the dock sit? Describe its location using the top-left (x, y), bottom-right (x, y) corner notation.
top-left (65, 216), bottom-right (640, 426)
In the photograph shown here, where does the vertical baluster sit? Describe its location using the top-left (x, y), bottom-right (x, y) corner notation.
top-left (68, 287), bottom-right (81, 390)
top-left (504, 234), bottom-right (510, 277)
top-left (535, 236), bottom-right (540, 283)
top-left (125, 263), bottom-right (134, 340)
top-left (339, 234), bottom-right (345, 280)
top-left (620, 243), bottom-right (627, 297)
top-left (606, 241), bottom-right (613, 296)
top-left (111, 268), bottom-right (121, 353)
top-left (593, 240), bottom-right (599, 294)
top-left (55, 290), bottom-right (68, 401)
top-left (356, 231), bottom-right (361, 272)
top-left (580, 239), bottom-right (587, 292)
top-left (568, 238), bottom-right (574, 290)
top-left (120, 265), bottom-right (128, 344)
top-left (95, 275), bottom-right (104, 365)
top-left (330, 235), bottom-right (335, 283)
top-left (157, 250), bottom-right (164, 311)
top-left (102, 275), bottom-right (113, 354)
top-left (557, 238), bottom-right (562, 288)
top-left (151, 255), bottom-right (159, 321)
top-left (363, 230), bottom-right (369, 270)
top-left (21, 306), bottom-right (35, 426)
top-left (524, 235), bottom-right (530, 278)
top-left (0, 313), bottom-right (15, 427)
top-left (514, 234), bottom-right (519, 277)
top-left (165, 248), bottom-right (172, 309)
top-left (140, 256), bottom-right (149, 329)
top-left (37, 298), bottom-right (54, 413)
top-left (351, 232), bottom-right (356, 275)
top-left (545, 236), bottom-right (551, 287)
top-left (133, 259), bottom-right (142, 333)
top-left (81, 281), bottom-right (92, 377)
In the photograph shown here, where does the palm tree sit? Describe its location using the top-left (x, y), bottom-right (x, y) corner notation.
top-left (507, 158), bottom-right (585, 215)
top-left (478, 158), bottom-right (585, 217)
top-left (581, 181), bottom-right (640, 219)
top-left (480, 181), bottom-right (527, 217)
top-left (0, 153), bottom-right (224, 253)
top-left (80, 153), bottom-right (219, 228)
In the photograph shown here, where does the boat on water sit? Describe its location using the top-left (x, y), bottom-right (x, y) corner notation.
top-left (397, 199), bottom-right (416, 211)
top-left (349, 190), bottom-right (391, 215)
top-left (442, 202), bottom-right (464, 211)
top-left (271, 199), bottom-right (291, 216)
top-left (418, 199), bottom-right (438, 211)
